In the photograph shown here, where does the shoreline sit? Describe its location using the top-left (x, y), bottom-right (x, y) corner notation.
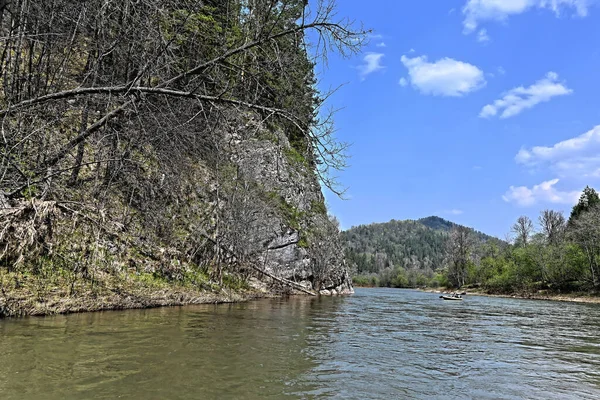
top-left (0, 286), bottom-right (272, 319)
top-left (0, 270), bottom-right (279, 319)
top-left (353, 286), bottom-right (600, 305)
top-left (0, 271), bottom-right (351, 319)
top-left (420, 288), bottom-right (600, 304)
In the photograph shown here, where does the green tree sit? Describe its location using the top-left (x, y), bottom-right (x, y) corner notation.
top-left (568, 206), bottom-right (600, 287)
top-left (569, 186), bottom-right (600, 223)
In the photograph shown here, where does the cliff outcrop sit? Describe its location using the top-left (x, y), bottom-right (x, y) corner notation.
top-left (0, 0), bottom-right (361, 317)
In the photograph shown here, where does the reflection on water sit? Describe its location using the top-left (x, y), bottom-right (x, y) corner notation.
top-left (1, 289), bottom-right (600, 399)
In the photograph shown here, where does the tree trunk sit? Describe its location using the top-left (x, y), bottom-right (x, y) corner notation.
top-left (68, 106), bottom-right (90, 185)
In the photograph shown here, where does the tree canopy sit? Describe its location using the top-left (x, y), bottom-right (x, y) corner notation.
top-left (570, 186), bottom-right (600, 223)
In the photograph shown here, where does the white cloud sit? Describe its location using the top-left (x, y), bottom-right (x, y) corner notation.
top-left (503, 179), bottom-right (581, 206)
top-left (506, 125), bottom-right (600, 208)
top-left (479, 72), bottom-right (572, 119)
top-left (463, 0), bottom-right (591, 34)
top-left (439, 209), bottom-right (464, 216)
top-left (516, 125), bottom-right (600, 178)
top-left (358, 53), bottom-right (385, 80)
top-left (398, 77), bottom-right (408, 87)
top-left (400, 55), bottom-right (486, 97)
top-left (516, 125), bottom-right (600, 165)
top-left (497, 66), bottom-right (506, 75)
top-left (376, 42), bottom-right (387, 48)
top-left (477, 28), bottom-right (491, 42)
top-left (449, 209), bottom-right (464, 215)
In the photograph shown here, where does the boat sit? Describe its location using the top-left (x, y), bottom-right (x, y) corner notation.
top-left (440, 295), bottom-right (463, 301)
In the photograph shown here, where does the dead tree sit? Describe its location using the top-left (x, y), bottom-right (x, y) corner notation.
top-left (512, 216), bottom-right (534, 247)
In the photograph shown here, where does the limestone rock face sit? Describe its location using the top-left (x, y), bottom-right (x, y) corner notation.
top-left (226, 117), bottom-right (353, 295)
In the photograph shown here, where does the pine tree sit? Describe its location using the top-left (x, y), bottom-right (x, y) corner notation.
top-left (569, 186), bottom-right (600, 223)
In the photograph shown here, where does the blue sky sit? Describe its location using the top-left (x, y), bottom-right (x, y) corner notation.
top-left (313, 0), bottom-right (600, 238)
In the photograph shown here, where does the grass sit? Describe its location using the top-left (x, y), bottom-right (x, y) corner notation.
top-left (0, 264), bottom-right (263, 318)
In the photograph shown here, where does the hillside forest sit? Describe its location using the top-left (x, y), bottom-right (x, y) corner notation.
top-left (345, 187), bottom-right (600, 295)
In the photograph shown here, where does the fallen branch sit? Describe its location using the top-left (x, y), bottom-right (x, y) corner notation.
top-left (250, 263), bottom-right (317, 296)
top-left (197, 231), bottom-right (317, 296)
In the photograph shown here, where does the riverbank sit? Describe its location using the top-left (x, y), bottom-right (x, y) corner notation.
top-left (0, 269), bottom-right (274, 318)
top-left (423, 288), bottom-right (600, 304)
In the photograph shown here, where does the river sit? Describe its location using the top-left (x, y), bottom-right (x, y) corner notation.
top-left (1, 288), bottom-right (599, 399)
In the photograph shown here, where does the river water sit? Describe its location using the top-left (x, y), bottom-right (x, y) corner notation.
top-left (1, 288), bottom-right (600, 399)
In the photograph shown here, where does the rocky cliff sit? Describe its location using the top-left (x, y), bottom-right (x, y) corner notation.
top-left (0, 110), bottom-right (352, 317)
top-left (0, 0), bottom-right (359, 317)
top-left (230, 116), bottom-right (353, 295)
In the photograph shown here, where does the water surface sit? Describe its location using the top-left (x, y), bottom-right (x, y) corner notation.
top-left (1, 289), bottom-right (600, 399)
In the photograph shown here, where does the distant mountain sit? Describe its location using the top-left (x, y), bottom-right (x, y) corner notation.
top-left (342, 216), bottom-right (504, 285)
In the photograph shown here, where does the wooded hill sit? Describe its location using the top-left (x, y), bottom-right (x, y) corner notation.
top-left (343, 216), bottom-right (504, 287)
top-left (347, 187), bottom-right (600, 295)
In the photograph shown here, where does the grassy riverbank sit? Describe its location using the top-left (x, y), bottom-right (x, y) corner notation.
top-left (0, 269), bottom-right (272, 318)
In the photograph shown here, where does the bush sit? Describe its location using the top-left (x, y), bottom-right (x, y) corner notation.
top-left (352, 274), bottom-right (379, 287)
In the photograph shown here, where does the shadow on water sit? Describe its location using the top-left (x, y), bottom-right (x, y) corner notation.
top-left (1, 289), bottom-right (600, 399)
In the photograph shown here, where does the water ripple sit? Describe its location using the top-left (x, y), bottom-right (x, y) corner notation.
top-left (1, 289), bottom-right (600, 399)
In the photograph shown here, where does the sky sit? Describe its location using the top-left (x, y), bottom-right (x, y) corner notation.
top-left (311, 0), bottom-right (600, 238)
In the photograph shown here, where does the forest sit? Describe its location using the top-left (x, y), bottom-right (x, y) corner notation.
top-left (346, 187), bottom-right (600, 295)
top-left (0, 0), bottom-right (365, 316)
top-left (344, 216), bottom-right (504, 288)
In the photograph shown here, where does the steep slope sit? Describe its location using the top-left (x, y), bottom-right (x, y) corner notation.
top-left (0, 1), bottom-right (359, 317)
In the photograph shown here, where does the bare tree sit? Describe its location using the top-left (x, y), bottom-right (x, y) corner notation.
top-left (539, 209), bottom-right (566, 245)
top-left (446, 226), bottom-right (473, 288)
top-left (0, 0), bottom-right (367, 280)
top-left (0, 0), bottom-right (367, 200)
top-left (512, 216), bottom-right (534, 247)
top-left (308, 214), bottom-right (342, 292)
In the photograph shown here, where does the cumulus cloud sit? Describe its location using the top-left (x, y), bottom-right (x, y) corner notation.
top-left (376, 42), bottom-right (387, 48)
top-left (479, 72), bottom-right (572, 119)
top-left (400, 55), bottom-right (486, 97)
top-left (463, 0), bottom-right (591, 34)
top-left (506, 125), bottom-right (600, 208)
top-left (503, 179), bottom-right (581, 206)
top-left (358, 53), bottom-right (385, 80)
top-left (516, 125), bottom-right (600, 178)
top-left (398, 77), bottom-right (408, 87)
